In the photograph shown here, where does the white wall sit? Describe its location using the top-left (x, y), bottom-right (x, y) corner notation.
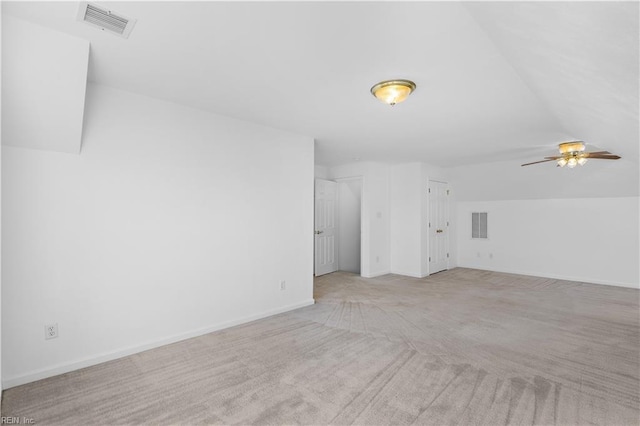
top-left (451, 158), bottom-right (638, 201)
top-left (329, 162), bottom-right (389, 277)
top-left (1, 16), bottom-right (89, 154)
top-left (328, 161), bottom-right (457, 279)
top-left (314, 164), bottom-right (329, 179)
top-left (2, 83), bottom-right (315, 387)
top-left (337, 179), bottom-right (361, 273)
top-left (457, 197), bottom-right (639, 288)
top-left (390, 163), bottom-right (422, 277)
top-left (324, 156), bottom-right (637, 289)
top-left (0, 8), bottom-right (3, 400)
top-left (388, 162), bottom-right (456, 278)
top-left (452, 158), bottom-right (639, 288)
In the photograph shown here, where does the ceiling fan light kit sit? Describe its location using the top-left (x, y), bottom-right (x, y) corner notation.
top-left (370, 79), bottom-right (416, 106)
top-left (521, 140), bottom-right (621, 168)
top-left (556, 141), bottom-right (587, 168)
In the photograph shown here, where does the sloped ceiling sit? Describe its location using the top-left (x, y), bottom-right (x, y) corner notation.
top-left (2, 15), bottom-right (89, 154)
top-left (465, 1), bottom-right (639, 165)
top-left (2, 1), bottom-right (638, 171)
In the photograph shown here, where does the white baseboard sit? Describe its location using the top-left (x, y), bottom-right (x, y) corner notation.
top-left (3, 299), bottom-right (315, 389)
top-left (390, 269), bottom-right (423, 278)
top-left (362, 268), bottom-right (391, 278)
top-left (457, 264), bottom-right (638, 289)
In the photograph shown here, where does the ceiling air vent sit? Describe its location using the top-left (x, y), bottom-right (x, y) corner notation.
top-left (77, 2), bottom-right (136, 38)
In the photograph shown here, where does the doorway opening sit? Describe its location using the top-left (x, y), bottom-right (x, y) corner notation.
top-left (336, 177), bottom-right (362, 274)
top-left (314, 177), bottom-right (363, 277)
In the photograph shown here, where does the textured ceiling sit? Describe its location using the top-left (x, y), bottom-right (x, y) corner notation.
top-left (2, 1), bottom-right (638, 168)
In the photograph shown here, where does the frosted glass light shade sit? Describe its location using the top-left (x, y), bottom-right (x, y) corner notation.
top-left (371, 80), bottom-right (416, 105)
top-left (558, 141), bottom-right (585, 154)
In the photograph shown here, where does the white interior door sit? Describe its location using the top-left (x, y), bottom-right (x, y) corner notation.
top-left (315, 179), bottom-right (337, 276)
top-left (429, 181), bottom-right (449, 274)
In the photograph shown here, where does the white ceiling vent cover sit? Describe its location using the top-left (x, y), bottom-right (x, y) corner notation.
top-left (77, 2), bottom-right (136, 38)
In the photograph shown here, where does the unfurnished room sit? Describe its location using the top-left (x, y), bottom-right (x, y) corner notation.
top-left (0, 1), bottom-right (638, 425)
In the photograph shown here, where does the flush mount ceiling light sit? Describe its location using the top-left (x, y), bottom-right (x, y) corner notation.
top-left (370, 79), bottom-right (416, 106)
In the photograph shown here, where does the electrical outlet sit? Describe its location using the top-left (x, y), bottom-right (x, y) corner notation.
top-left (45, 323), bottom-right (58, 340)
top-left (477, 252), bottom-right (481, 258)
top-left (489, 253), bottom-right (494, 259)
top-left (376, 256), bottom-right (380, 263)
top-left (280, 280), bottom-right (286, 291)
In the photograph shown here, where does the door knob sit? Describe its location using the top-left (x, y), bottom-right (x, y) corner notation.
top-left (315, 230), bottom-right (324, 234)
top-left (436, 229), bottom-right (443, 233)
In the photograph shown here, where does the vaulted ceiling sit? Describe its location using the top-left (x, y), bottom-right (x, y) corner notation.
top-left (3, 1), bottom-right (638, 168)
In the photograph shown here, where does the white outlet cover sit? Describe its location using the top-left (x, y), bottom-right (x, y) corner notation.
top-left (45, 323), bottom-right (59, 340)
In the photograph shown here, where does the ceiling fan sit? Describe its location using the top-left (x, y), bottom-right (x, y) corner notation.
top-left (521, 141), bottom-right (621, 168)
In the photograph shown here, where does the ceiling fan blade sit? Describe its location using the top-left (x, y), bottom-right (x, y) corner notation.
top-left (544, 156), bottom-right (562, 159)
top-left (585, 151), bottom-right (611, 156)
top-left (586, 154), bottom-right (621, 160)
top-left (521, 159), bottom-right (557, 167)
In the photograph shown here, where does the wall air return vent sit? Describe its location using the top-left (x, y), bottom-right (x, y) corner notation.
top-left (77, 2), bottom-right (136, 38)
top-left (471, 212), bottom-right (488, 239)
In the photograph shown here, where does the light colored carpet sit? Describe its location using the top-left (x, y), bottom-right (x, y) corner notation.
top-left (3, 268), bottom-right (639, 425)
